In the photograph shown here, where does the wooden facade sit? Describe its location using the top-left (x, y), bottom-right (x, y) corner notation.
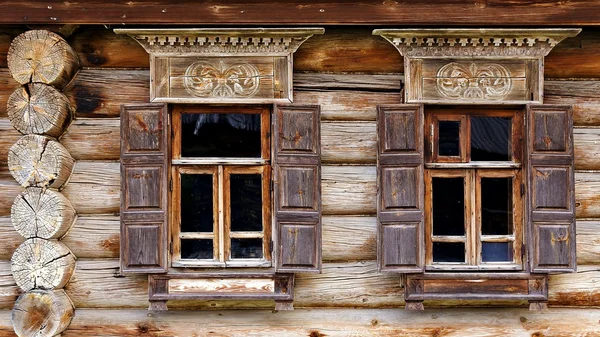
top-left (0, 2), bottom-right (600, 335)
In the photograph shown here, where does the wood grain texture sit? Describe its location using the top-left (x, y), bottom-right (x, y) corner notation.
top-left (11, 289), bottom-right (74, 337)
top-left (1, 308), bottom-right (600, 337)
top-left (0, 259), bottom-right (599, 309)
top-left (2, 2), bottom-right (600, 25)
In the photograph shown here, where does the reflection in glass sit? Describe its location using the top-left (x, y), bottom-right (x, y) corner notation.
top-left (230, 174), bottom-right (263, 232)
top-left (482, 242), bottom-right (513, 262)
top-left (481, 177), bottom-right (513, 235)
top-left (181, 174), bottom-right (213, 233)
top-left (181, 113), bottom-right (261, 157)
top-left (439, 121), bottom-right (460, 156)
top-left (231, 238), bottom-right (263, 259)
top-left (181, 239), bottom-right (213, 259)
top-left (471, 117), bottom-right (511, 161)
top-left (433, 242), bottom-right (465, 262)
top-left (432, 177), bottom-right (465, 236)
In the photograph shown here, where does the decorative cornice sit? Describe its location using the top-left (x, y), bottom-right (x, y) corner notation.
top-left (373, 29), bottom-right (581, 57)
top-left (114, 28), bottom-right (324, 56)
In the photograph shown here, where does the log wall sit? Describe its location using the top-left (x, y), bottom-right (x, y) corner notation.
top-left (0, 26), bottom-right (600, 334)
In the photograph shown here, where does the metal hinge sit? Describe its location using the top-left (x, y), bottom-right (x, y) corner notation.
top-left (430, 124), bottom-right (434, 155)
top-left (270, 180), bottom-right (274, 192)
top-left (169, 178), bottom-right (173, 192)
top-left (521, 244), bottom-right (526, 259)
top-left (520, 184), bottom-right (525, 197)
top-left (270, 240), bottom-right (274, 254)
top-left (169, 238), bottom-right (174, 254)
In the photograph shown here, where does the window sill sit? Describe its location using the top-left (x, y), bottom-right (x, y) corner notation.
top-left (404, 272), bottom-right (548, 309)
top-left (425, 162), bottom-right (521, 169)
top-left (425, 264), bottom-right (523, 272)
top-left (172, 158), bottom-right (269, 165)
top-left (172, 259), bottom-right (272, 268)
top-left (148, 272), bottom-right (294, 311)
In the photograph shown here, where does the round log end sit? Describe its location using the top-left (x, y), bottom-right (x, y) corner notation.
top-left (7, 83), bottom-right (73, 137)
top-left (8, 135), bottom-right (75, 189)
top-left (7, 30), bottom-right (80, 89)
top-left (11, 238), bottom-right (76, 292)
top-left (11, 188), bottom-right (76, 240)
top-left (12, 289), bottom-right (74, 337)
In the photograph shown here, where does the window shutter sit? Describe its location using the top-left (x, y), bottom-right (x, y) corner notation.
top-left (120, 103), bottom-right (169, 274)
top-left (377, 104), bottom-right (425, 273)
top-left (527, 104), bottom-right (576, 273)
top-left (274, 105), bottom-right (321, 273)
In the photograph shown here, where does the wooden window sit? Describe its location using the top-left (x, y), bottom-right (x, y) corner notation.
top-left (171, 106), bottom-right (272, 267)
top-left (424, 107), bottom-right (524, 270)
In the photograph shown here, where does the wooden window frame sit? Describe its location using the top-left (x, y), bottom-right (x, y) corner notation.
top-left (170, 105), bottom-right (272, 268)
top-left (424, 107), bottom-right (524, 271)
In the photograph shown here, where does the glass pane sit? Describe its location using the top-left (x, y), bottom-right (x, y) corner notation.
top-left (471, 117), bottom-right (511, 161)
top-left (481, 177), bottom-right (513, 235)
top-left (230, 174), bottom-right (263, 232)
top-left (181, 113), bottom-right (261, 157)
top-left (181, 174), bottom-right (213, 233)
top-left (231, 238), bottom-right (263, 259)
top-left (432, 177), bottom-right (465, 236)
top-left (181, 239), bottom-right (213, 259)
top-left (439, 121), bottom-right (460, 156)
top-left (482, 242), bottom-right (513, 262)
top-left (432, 242), bottom-right (465, 263)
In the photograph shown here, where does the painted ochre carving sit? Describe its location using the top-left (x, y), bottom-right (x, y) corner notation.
top-left (184, 60), bottom-right (260, 98)
top-left (436, 62), bottom-right (512, 100)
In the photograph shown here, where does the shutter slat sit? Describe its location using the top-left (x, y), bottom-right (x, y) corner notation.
top-left (527, 104), bottom-right (576, 273)
top-left (274, 105), bottom-right (321, 273)
top-left (120, 103), bottom-right (168, 274)
top-left (377, 104), bottom-right (425, 273)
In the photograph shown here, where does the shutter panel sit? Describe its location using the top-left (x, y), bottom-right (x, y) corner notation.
top-left (274, 105), bottom-right (321, 273)
top-left (120, 103), bottom-right (168, 274)
top-left (527, 104), bottom-right (576, 273)
top-left (377, 104), bottom-right (425, 273)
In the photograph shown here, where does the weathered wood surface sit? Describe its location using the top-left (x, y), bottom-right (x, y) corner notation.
top-left (7, 134), bottom-right (74, 189)
top-left (0, 259), bottom-right (598, 309)
top-left (11, 187), bottom-right (75, 239)
top-left (7, 83), bottom-right (72, 137)
top-left (7, 30), bottom-right (79, 89)
top-left (1, 308), bottom-right (600, 337)
top-left (11, 238), bottom-right (75, 291)
top-left (11, 289), bottom-right (74, 337)
top-left (1, 163), bottom-right (600, 218)
top-left (0, 70), bottom-right (598, 120)
top-left (0, 215), bottom-right (597, 265)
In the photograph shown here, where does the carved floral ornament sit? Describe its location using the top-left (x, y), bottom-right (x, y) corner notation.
top-left (436, 62), bottom-right (512, 100)
top-left (184, 60), bottom-right (260, 98)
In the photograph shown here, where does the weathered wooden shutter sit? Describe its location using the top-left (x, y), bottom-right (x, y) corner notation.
top-left (274, 105), bottom-right (321, 273)
top-left (527, 104), bottom-right (576, 273)
top-left (120, 103), bottom-right (168, 274)
top-left (377, 104), bottom-right (425, 273)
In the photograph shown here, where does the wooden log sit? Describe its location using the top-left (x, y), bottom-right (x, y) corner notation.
top-left (7, 30), bottom-right (79, 89)
top-left (12, 289), bottom-right (74, 337)
top-left (11, 238), bottom-right (76, 291)
top-left (11, 187), bottom-right (76, 239)
top-left (7, 83), bottom-right (72, 137)
top-left (8, 134), bottom-right (74, 189)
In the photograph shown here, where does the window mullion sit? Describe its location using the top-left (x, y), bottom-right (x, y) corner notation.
top-left (218, 165), bottom-right (226, 263)
top-left (468, 169), bottom-right (478, 266)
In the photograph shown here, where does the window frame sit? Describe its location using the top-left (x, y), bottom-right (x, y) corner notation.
top-left (424, 107), bottom-right (525, 271)
top-left (169, 105), bottom-right (273, 269)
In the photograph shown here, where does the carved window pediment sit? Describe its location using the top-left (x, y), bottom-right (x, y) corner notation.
top-left (115, 28), bottom-right (324, 104)
top-left (373, 29), bottom-right (580, 104)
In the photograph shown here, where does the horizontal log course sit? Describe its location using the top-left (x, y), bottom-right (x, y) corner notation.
top-left (1, 307), bottom-right (600, 337)
top-left (1, 162), bottom-right (600, 218)
top-left (0, 259), bottom-right (599, 310)
top-left (0, 215), bottom-right (597, 264)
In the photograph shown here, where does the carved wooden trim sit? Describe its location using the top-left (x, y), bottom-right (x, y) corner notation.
top-left (373, 29), bottom-right (580, 105)
top-left (115, 28), bottom-right (323, 103)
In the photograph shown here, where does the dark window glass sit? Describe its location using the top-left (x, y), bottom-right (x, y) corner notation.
top-left (181, 113), bottom-right (261, 157)
top-left (181, 174), bottom-right (213, 233)
top-left (432, 242), bottom-right (465, 263)
top-left (481, 177), bottom-right (513, 235)
top-left (432, 177), bottom-right (465, 236)
top-left (231, 238), bottom-right (263, 259)
top-left (438, 121), bottom-right (460, 156)
top-left (482, 242), bottom-right (513, 262)
top-left (181, 239), bottom-right (213, 259)
top-left (471, 117), bottom-right (511, 161)
top-left (230, 174), bottom-right (263, 232)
